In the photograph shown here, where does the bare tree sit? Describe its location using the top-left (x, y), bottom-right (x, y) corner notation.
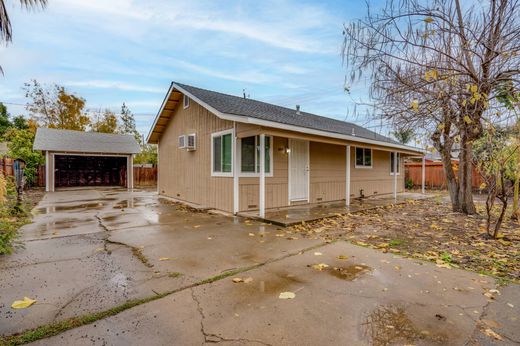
top-left (342, 0), bottom-right (520, 214)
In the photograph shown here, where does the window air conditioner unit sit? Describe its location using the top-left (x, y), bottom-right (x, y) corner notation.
top-left (186, 133), bottom-right (196, 151)
top-left (178, 135), bottom-right (186, 149)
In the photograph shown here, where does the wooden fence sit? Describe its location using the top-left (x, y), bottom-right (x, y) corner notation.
top-left (0, 157), bottom-right (14, 177)
top-left (405, 161), bottom-right (485, 190)
top-left (133, 167), bottom-right (157, 186)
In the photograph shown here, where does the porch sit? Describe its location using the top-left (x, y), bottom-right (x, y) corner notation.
top-left (232, 126), bottom-right (427, 219)
top-left (239, 192), bottom-right (429, 226)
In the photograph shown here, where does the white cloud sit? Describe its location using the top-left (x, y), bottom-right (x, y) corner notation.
top-left (63, 80), bottom-right (164, 94)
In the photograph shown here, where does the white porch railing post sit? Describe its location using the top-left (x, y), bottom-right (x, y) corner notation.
top-left (259, 134), bottom-right (265, 218)
top-left (45, 151), bottom-right (50, 192)
top-left (421, 156), bottom-right (426, 194)
top-left (233, 132), bottom-right (239, 215)
top-left (393, 151), bottom-right (398, 200)
top-left (127, 155), bottom-right (134, 190)
top-left (346, 145), bottom-right (351, 206)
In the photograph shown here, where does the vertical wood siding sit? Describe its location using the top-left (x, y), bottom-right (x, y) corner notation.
top-left (239, 136), bottom-right (288, 211)
top-left (158, 101), bottom-right (234, 212)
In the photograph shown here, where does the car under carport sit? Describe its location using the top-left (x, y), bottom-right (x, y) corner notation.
top-left (33, 128), bottom-right (141, 191)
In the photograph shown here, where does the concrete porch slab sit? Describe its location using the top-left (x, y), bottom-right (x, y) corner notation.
top-left (240, 192), bottom-right (431, 227)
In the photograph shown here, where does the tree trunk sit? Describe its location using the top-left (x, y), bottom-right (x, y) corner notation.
top-left (458, 136), bottom-right (477, 214)
top-left (512, 128), bottom-right (520, 221)
top-left (439, 149), bottom-right (460, 211)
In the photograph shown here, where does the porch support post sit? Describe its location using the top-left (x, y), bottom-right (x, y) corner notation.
top-left (421, 155), bottom-right (426, 194)
top-left (259, 134), bottom-right (265, 218)
top-left (233, 132), bottom-right (239, 215)
top-left (127, 155), bottom-right (134, 190)
top-left (45, 151), bottom-right (50, 192)
top-left (346, 145), bottom-right (351, 206)
top-left (393, 151), bottom-right (398, 200)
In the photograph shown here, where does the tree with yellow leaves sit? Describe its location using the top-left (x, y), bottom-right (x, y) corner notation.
top-left (24, 80), bottom-right (91, 131)
top-left (343, 0), bottom-right (520, 215)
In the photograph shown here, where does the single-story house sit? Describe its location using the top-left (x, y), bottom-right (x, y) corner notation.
top-left (147, 82), bottom-right (425, 217)
top-left (34, 128), bottom-right (140, 192)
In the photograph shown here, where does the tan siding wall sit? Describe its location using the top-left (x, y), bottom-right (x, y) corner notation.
top-left (308, 142), bottom-right (404, 203)
top-left (158, 101), bottom-right (234, 212)
top-left (239, 136), bottom-right (288, 211)
top-left (158, 108), bottom-right (405, 212)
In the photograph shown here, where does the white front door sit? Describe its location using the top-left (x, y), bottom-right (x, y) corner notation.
top-left (289, 139), bottom-right (309, 201)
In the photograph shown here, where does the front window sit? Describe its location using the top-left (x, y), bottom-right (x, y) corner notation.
top-left (212, 131), bottom-right (233, 175)
top-left (355, 147), bottom-right (372, 168)
top-left (240, 135), bottom-right (271, 174)
top-left (390, 152), bottom-right (400, 174)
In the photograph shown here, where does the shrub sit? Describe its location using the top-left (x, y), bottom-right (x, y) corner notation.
top-left (405, 178), bottom-right (414, 190)
top-left (0, 176), bottom-right (29, 255)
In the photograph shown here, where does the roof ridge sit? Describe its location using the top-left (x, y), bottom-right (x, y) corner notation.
top-left (173, 81), bottom-right (363, 128)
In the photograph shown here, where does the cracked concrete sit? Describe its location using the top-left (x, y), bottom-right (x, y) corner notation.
top-left (2, 188), bottom-right (517, 345)
top-left (0, 189), bottom-right (320, 336)
top-left (30, 240), bottom-right (507, 346)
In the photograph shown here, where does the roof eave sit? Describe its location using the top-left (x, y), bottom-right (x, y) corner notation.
top-left (148, 82), bottom-right (425, 155)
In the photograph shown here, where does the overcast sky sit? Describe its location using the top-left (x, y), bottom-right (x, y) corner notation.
top-left (0, 0), bottom-right (384, 136)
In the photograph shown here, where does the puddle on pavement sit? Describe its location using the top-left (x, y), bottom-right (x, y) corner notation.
top-left (35, 218), bottom-right (96, 234)
top-left (35, 202), bottom-right (106, 214)
top-left (363, 304), bottom-right (448, 346)
top-left (113, 198), bottom-right (150, 209)
top-left (308, 262), bottom-right (373, 281)
top-left (328, 264), bottom-right (372, 281)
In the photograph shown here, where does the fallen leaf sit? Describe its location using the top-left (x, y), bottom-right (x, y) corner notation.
top-left (482, 328), bottom-right (503, 341)
top-left (11, 297), bottom-right (37, 309)
top-left (314, 252), bottom-right (323, 256)
top-left (159, 257), bottom-right (172, 261)
top-left (312, 263), bottom-right (329, 271)
top-left (248, 233), bottom-right (255, 237)
top-left (507, 303), bottom-right (514, 308)
top-left (279, 291), bottom-right (295, 299)
top-left (337, 255), bottom-right (348, 260)
top-left (232, 278), bottom-right (244, 283)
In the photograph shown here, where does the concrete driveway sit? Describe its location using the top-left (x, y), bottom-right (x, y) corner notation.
top-left (0, 189), bottom-right (517, 345)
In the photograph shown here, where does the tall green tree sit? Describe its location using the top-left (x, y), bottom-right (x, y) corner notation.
top-left (24, 80), bottom-right (91, 131)
top-left (0, 102), bottom-right (12, 136)
top-left (118, 103), bottom-right (141, 144)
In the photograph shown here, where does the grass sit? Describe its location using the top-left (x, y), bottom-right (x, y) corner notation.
top-left (167, 272), bottom-right (182, 278)
top-left (388, 239), bottom-right (406, 247)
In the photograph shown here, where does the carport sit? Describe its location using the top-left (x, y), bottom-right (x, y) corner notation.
top-left (33, 128), bottom-right (141, 192)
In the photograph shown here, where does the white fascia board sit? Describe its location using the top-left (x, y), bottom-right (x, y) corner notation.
top-left (157, 82), bottom-right (425, 154)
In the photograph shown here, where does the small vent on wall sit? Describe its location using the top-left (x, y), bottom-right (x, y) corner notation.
top-left (248, 204), bottom-right (258, 209)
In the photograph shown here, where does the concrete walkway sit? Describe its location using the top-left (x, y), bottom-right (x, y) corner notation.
top-left (241, 192), bottom-right (430, 226)
top-left (0, 189), bottom-right (517, 345)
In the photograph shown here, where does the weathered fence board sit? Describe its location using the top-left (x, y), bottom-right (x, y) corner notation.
top-left (405, 162), bottom-right (484, 190)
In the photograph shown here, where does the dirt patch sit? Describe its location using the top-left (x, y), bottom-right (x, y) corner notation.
top-left (289, 198), bottom-right (520, 282)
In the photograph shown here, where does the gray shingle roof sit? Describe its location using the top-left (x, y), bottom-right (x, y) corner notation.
top-left (174, 82), bottom-right (400, 145)
top-left (33, 128), bottom-right (141, 154)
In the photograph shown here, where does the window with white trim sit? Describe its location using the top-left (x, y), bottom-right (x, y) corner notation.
top-left (355, 147), bottom-right (372, 168)
top-left (183, 95), bottom-right (190, 109)
top-left (211, 130), bottom-right (233, 176)
top-left (390, 152), bottom-right (401, 175)
top-left (240, 135), bottom-right (272, 175)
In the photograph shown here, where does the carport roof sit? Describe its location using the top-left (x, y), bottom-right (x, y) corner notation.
top-left (33, 128), bottom-right (141, 154)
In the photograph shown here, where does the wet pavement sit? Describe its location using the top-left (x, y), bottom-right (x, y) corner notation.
top-left (1, 189), bottom-right (517, 345)
top-left (30, 241), bottom-right (505, 346)
top-left (241, 192), bottom-right (430, 226)
top-left (0, 189), bottom-right (320, 336)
